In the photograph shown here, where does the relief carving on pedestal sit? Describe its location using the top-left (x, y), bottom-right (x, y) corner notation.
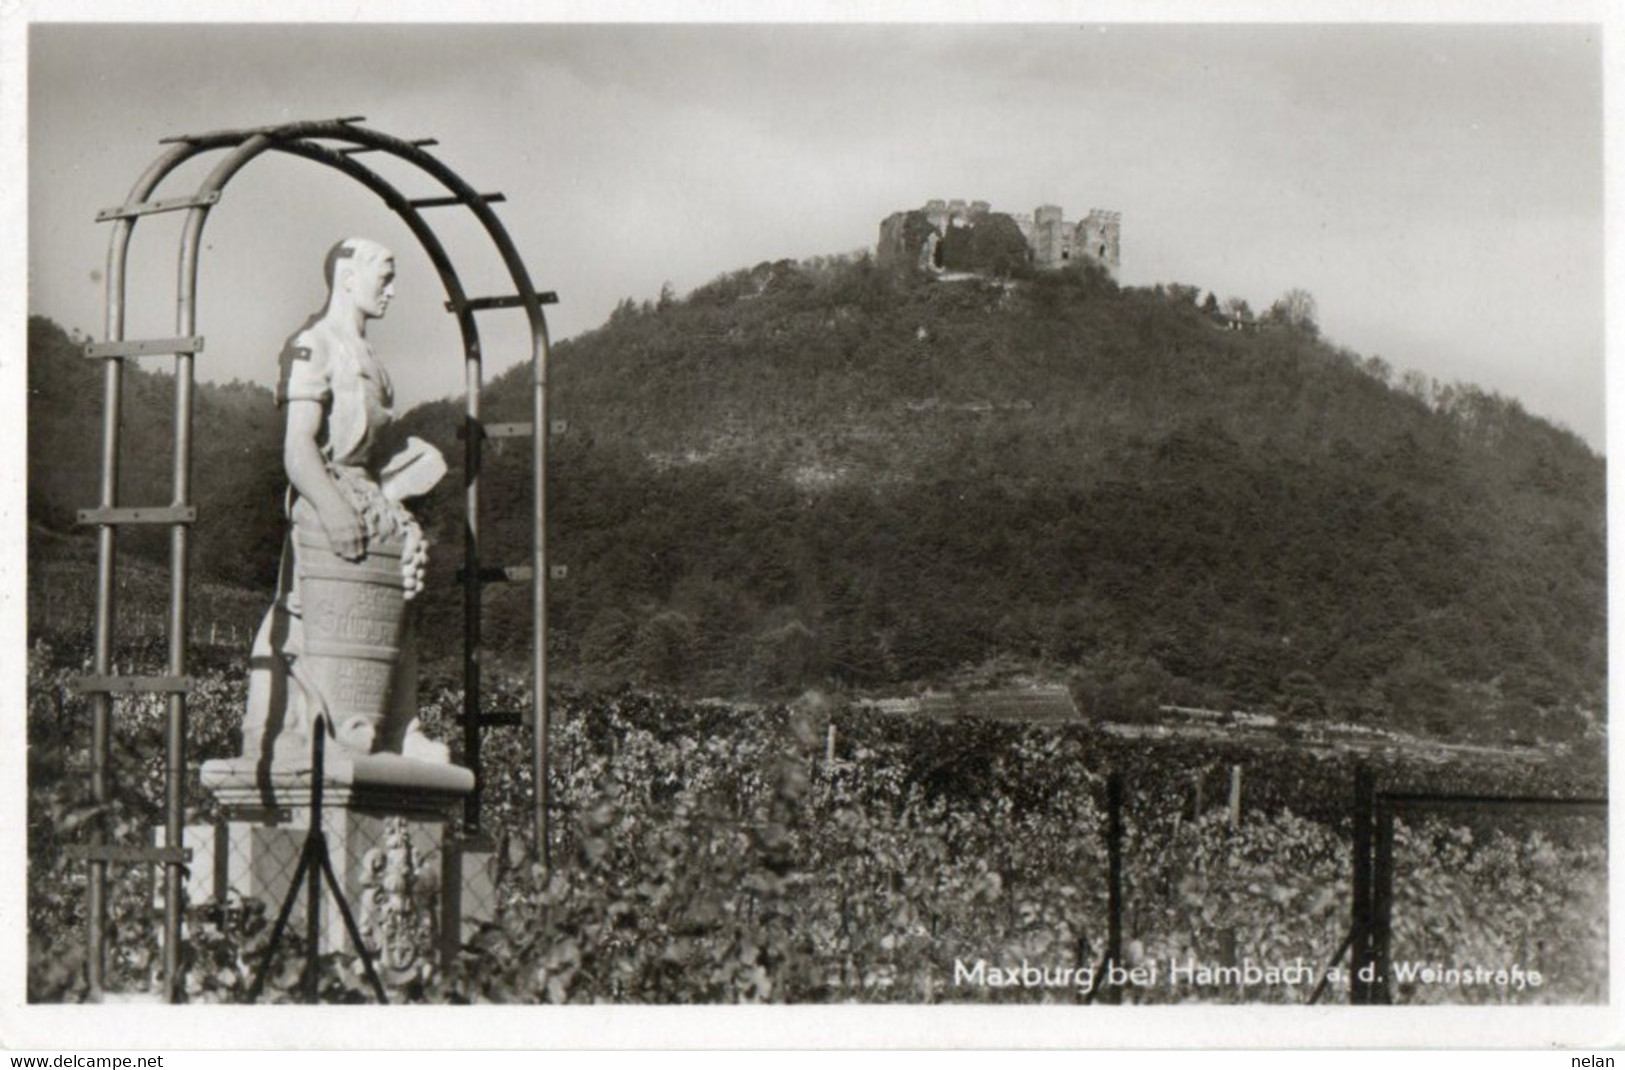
top-left (358, 816), bottom-right (436, 983)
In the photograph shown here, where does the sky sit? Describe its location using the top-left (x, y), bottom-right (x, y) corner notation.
top-left (19, 14), bottom-right (1608, 448)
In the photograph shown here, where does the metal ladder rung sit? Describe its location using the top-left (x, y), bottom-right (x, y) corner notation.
top-left (84, 336), bottom-right (204, 360)
top-left (63, 845), bottom-right (192, 865)
top-left (409, 193), bottom-right (506, 210)
top-left (341, 139), bottom-right (438, 156)
top-left (73, 674), bottom-right (194, 694)
top-left (78, 506), bottom-right (197, 525)
top-left (96, 191), bottom-right (221, 221)
top-left (446, 292), bottom-right (559, 313)
top-left (457, 421), bottom-right (533, 441)
top-left (457, 565), bottom-right (534, 584)
top-left (486, 420), bottom-right (566, 438)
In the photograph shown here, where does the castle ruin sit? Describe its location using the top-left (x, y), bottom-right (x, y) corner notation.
top-left (877, 199), bottom-right (1121, 276)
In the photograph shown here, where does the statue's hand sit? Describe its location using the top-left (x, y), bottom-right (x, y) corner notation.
top-left (320, 502), bottom-right (367, 561)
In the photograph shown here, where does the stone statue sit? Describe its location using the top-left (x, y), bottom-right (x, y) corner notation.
top-left (241, 238), bottom-right (449, 765)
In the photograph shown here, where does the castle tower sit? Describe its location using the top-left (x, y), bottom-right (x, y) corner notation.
top-left (1079, 209), bottom-right (1122, 276)
top-left (1031, 204), bottom-right (1067, 269)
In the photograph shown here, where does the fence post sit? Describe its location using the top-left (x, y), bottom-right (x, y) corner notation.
top-left (1350, 765), bottom-right (1375, 1004)
top-left (1372, 804), bottom-right (1394, 1003)
top-left (1105, 771), bottom-right (1124, 1005)
top-left (1228, 765), bottom-right (1242, 828)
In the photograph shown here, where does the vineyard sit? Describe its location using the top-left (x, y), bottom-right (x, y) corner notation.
top-left (25, 634), bottom-right (1608, 1005)
top-left (27, 533), bottom-right (266, 646)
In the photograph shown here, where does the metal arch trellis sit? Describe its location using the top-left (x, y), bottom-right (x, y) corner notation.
top-left (73, 116), bottom-right (553, 1003)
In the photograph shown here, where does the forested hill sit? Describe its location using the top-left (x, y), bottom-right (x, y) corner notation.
top-left (26, 248), bottom-right (1606, 741)
top-left (454, 256), bottom-right (1604, 738)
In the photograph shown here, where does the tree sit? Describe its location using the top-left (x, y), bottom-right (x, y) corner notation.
top-left (1277, 669), bottom-right (1326, 720)
top-left (631, 610), bottom-right (697, 688)
top-left (1221, 297), bottom-right (1253, 323)
top-left (1266, 288), bottom-right (1318, 335)
top-left (581, 606), bottom-right (640, 683)
top-left (939, 213), bottom-right (1029, 277)
top-left (752, 618), bottom-right (821, 693)
top-left (1398, 368), bottom-right (1431, 402)
top-left (1165, 283), bottom-right (1202, 307)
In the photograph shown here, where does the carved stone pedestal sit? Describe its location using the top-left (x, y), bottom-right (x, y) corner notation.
top-left (195, 754), bottom-right (485, 984)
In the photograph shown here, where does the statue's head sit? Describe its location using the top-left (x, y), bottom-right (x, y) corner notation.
top-left (323, 237), bottom-right (396, 320)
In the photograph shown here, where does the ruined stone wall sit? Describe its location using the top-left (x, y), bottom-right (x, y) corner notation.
top-left (878, 209), bottom-right (944, 270)
top-left (878, 199), bottom-right (1121, 276)
top-left (877, 211), bottom-right (912, 268)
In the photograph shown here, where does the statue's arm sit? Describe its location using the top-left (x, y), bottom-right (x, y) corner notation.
top-left (284, 399), bottom-right (366, 560)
